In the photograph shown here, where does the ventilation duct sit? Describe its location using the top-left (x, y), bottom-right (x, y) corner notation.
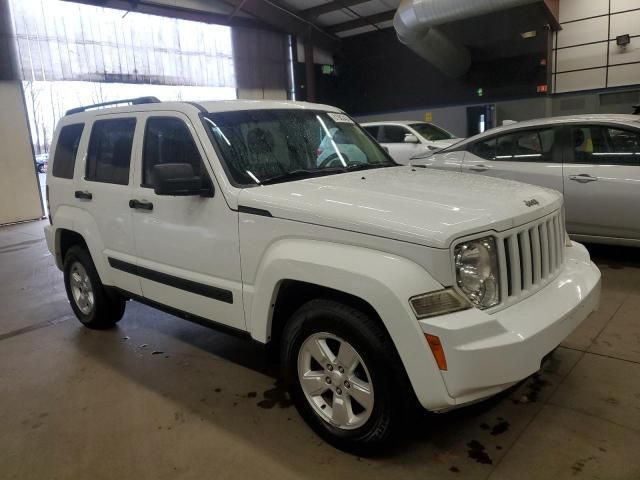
top-left (394, 0), bottom-right (538, 77)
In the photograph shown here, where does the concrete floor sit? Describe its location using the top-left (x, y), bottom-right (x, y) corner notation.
top-left (1, 219), bottom-right (640, 480)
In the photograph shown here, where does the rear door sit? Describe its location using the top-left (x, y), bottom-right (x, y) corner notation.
top-left (74, 114), bottom-right (142, 295)
top-left (562, 124), bottom-right (640, 239)
top-left (378, 125), bottom-right (424, 164)
top-left (462, 127), bottom-right (564, 193)
top-left (128, 111), bottom-right (245, 330)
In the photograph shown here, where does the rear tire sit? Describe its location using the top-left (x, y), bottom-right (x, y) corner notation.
top-left (63, 245), bottom-right (125, 329)
top-left (281, 299), bottom-right (409, 455)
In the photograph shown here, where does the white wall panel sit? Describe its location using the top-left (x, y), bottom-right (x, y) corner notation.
top-left (559, 0), bottom-right (608, 23)
top-left (608, 63), bottom-right (640, 87)
top-left (557, 43), bottom-right (608, 71)
top-left (611, 0), bottom-right (640, 13)
top-left (0, 82), bottom-right (43, 225)
top-left (610, 10), bottom-right (640, 37)
top-left (555, 68), bottom-right (607, 92)
top-left (557, 17), bottom-right (608, 48)
top-left (610, 40), bottom-right (640, 65)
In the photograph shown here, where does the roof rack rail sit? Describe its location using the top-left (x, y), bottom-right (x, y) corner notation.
top-left (65, 96), bottom-right (161, 116)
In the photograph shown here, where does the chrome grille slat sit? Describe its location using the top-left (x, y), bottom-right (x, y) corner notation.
top-left (520, 231), bottom-right (533, 291)
top-left (530, 225), bottom-right (542, 285)
top-left (540, 221), bottom-right (550, 279)
top-left (497, 238), bottom-right (509, 303)
top-left (497, 210), bottom-right (565, 306)
top-left (548, 219), bottom-right (557, 271)
top-left (507, 235), bottom-right (521, 297)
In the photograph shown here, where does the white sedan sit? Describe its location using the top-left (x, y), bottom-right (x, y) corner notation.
top-left (361, 120), bottom-right (462, 164)
top-left (411, 114), bottom-right (640, 247)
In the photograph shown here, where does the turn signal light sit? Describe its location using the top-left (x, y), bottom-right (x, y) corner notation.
top-left (425, 334), bottom-right (448, 371)
top-left (409, 289), bottom-right (471, 319)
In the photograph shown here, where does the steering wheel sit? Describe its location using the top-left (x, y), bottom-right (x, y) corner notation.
top-left (319, 153), bottom-right (350, 168)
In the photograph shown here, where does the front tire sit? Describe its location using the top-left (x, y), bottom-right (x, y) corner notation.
top-left (281, 299), bottom-right (409, 454)
top-left (63, 245), bottom-right (125, 329)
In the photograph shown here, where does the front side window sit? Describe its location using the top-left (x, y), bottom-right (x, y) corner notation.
top-left (86, 118), bottom-right (136, 185)
top-left (470, 138), bottom-right (497, 160)
top-left (363, 126), bottom-right (380, 140)
top-left (470, 129), bottom-right (555, 162)
top-left (203, 110), bottom-right (395, 186)
top-left (143, 117), bottom-right (203, 187)
top-left (379, 125), bottom-right (410, 143)
top-left (52, 123), bottom-right (84, 179)
top-left (409, 122), bottom-right (455, 141)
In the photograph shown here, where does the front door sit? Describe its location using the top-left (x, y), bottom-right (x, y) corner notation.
top-left (129, 112), bottom-right (245, 330)
top-left (563, 124), bottom-right (640, 239)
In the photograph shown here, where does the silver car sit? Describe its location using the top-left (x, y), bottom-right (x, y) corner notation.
top-left (412, 114), bottom-right (640, 247)
top-left (361, 121), bottom-right (462, 165)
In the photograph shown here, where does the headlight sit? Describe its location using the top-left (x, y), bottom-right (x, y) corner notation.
top-left (454, 236), bottom-right (500, 309)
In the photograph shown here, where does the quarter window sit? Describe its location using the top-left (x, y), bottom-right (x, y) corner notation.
top-left (571, 126), bottom-right (640, 166)
top-left (52, 123), bottom-right (84, 179)
top-left (143, 117), bottom-right (203, 187)
top-left (86, 118), bottom-right (136, 185)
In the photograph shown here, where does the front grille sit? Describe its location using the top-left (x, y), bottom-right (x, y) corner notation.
top-left (498, 210), bottom-right (565, 303)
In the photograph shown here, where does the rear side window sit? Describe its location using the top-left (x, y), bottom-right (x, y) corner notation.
top-left (142, 117), bottom-right (203, 187)
top-left (570, 125), bottom-right (640, 165)
top-left (86, 118), bottom-right (136, 185)
top-left (52, 124), bottom-right (84, 179)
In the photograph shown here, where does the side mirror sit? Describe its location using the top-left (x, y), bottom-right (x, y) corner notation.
top-left (404, 133), bottom-right (419, 144)
top-left (153, 163), bottom-right (206, 196)
top-left (381, 145), bottom-right (390, 153)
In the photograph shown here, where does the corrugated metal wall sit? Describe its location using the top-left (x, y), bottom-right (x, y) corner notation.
top-left (8, 0), bottom-right (235, 87)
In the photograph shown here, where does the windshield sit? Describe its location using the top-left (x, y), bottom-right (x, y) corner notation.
top-left (203, 109), bottom-right (395, 185)
top-left (409, 122), bottom-right (456, 141)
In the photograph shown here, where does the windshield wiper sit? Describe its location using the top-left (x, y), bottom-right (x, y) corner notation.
top-left (344, 163), bottom-right (396, 172)
top-left (258, 167), bottom-right (346, 185)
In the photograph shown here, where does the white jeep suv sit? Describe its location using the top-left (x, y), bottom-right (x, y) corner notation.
top-left (45, 98), bottom-right (600, 454)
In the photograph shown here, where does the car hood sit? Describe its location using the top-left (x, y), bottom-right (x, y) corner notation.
top-left (429, 138), bottom-right (461, 149)
top-left (238, 167), bottom-right (563, 249)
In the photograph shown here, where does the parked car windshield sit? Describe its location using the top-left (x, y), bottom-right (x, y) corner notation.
top-left (203, 109), bottom-right (396, 186)
top-left (409, 122), bottom-right (456, 141)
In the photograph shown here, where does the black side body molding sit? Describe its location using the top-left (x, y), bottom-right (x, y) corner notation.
top-left (108, 258), bottom-right (233, 304)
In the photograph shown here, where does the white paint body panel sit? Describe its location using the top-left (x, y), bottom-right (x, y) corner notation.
top-left (46, 100), bottom-right (601, 412)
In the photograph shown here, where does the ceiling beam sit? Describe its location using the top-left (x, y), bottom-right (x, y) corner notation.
top-left (326, 10), bottom-right (396, 34)
top-left (226, 0), bottom-right (341, 50)
top-left (65, 0), bottom-right (270, 30)
top-left (301, 0), bottom-right (371, 19)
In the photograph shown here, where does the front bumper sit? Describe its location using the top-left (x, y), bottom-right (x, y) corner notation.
top-left (419, 242), bottom-right (600, 409)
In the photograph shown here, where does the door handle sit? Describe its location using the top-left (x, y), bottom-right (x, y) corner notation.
top-left (569, 174), bottom-right (598, 183)
top-left (74, 190), bottom-right (92, 200)
top-left (129, 199), bottom-right (154, 211)
top-left (468, 164), bottom-right (489, 172)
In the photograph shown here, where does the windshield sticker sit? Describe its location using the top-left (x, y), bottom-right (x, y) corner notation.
top-left (327, 113), bottom-right (354, 124)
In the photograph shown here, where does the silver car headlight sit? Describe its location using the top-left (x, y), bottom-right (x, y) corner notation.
top-left (454, 236), bottom-right (500, 309)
